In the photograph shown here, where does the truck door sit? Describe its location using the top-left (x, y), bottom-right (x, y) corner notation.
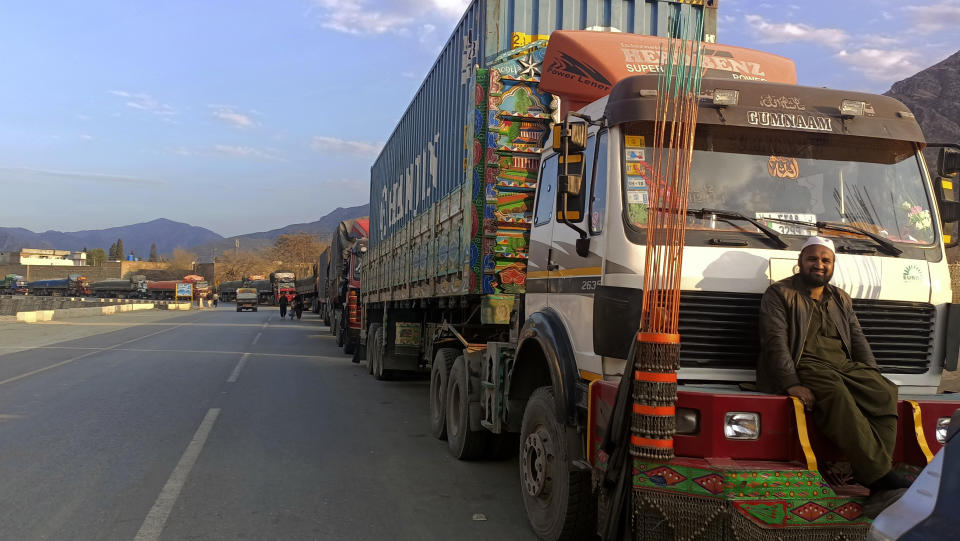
top-left (548, 131), bottom-right (609, 378)
top-left (527, 153), bottom-right (559, 314)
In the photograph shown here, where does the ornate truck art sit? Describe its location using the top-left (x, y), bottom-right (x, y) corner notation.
top-left (466, 40), bottom-right (553, 307)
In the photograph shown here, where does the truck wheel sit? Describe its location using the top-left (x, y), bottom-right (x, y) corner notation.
top-left (446, 356), bottom-right (488, 460)
top-left (519, 387), bottom-right (595, 541)
top-left (369, 326), bottom-right (381, 376)
top-left (324, 307), bottom-right (330, 326)
top-left (430, 348), bottom-right (459, 440)
top-left (335, 312), bottom-right (344, 347)
top-left (367, 324), bottom-right (381, 374)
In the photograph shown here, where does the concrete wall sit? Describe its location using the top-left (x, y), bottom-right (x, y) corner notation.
top-left (0, 263), bottom-right (123, 281)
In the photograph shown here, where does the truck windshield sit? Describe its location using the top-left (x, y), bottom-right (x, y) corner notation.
top-left (621, 123), bottom-right (936, 246)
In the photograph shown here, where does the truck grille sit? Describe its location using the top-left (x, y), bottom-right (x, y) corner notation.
top-left (677, 291), bottom-right (935, 374)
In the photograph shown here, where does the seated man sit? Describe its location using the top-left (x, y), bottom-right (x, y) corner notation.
top-left (757, 236), bottom-right (910, 493)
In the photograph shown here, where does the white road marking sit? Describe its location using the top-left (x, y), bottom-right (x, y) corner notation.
top-left (133, 408), bottom-right (220, 541)
top-left (252, 332), bottom-right (262, 345)
top-left (0, 324), bottom-right (183, 387)
top-left (227, 353), bottom-right (249, 383)
top-left (0, 346), bottom-right (336, 359)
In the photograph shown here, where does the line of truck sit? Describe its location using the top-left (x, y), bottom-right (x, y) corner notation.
top-left (340, 1), bottom-right (960, 539)
top-left (1, 273), bottom-right (212, 300)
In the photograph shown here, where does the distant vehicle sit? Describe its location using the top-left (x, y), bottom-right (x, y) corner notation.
top-left (270, 271), bottom-right (296, 304)
top-left (26, 274), bottom-right (90, 296)
top-left (326, 219), bottom-right (368, 351)
top-left (294, 249), bottom-right (330, 316)
top-left (248, 279), bottom-right (273, 305)
top-left (235, 287), bottom-right (258, 312)
top-left (0, 273), bottom-right (27, 295)
top-left (217, 280), bottom-right (243, 302)
top-left (145, 280), bottom-right (184, 300)
top-left (88, 276), bottom-right (147, 298)
top-left (182, 274), bottom-right (211, 299)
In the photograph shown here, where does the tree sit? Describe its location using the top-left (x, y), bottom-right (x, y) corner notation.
top-left (215, 249), bottom-right (271, 283)
top-left (108, 242), bottom-right (117, 260)
top-left (116, 238), bottom-right (125, 260)
top-left (169, 247), bottom-right (197, 271)
top-left (271, 233), bottom-right (325, 277)
top-left (149, 244), bottom-right (158, 262)
top-left (87, 248), bottom-right (107, 266)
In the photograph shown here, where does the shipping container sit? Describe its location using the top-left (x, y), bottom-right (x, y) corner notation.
top-left (367, 0), bottom-right (716, 306)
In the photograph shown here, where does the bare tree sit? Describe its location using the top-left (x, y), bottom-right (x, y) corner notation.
top-left (271, 234), bottom-right (326, 278)
top-left (215, 250), bottom-right (272, 283)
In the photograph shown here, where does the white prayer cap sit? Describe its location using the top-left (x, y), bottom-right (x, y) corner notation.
top-left (800, 236), bottom-right (835, 255)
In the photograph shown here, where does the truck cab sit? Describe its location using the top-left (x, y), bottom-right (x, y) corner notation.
top-left (510, 31), bottom-right (960, 540)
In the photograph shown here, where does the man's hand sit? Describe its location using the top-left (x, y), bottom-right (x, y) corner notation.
top-left (787, 385), bottom-right (815, 411)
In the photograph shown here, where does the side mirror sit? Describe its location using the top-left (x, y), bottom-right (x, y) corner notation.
top-left (552, 122), bottom-right (588, 153)
top-left (938, 147), bottom-right (960, 178)
top-left (934, 174), bottom-right (960, 248)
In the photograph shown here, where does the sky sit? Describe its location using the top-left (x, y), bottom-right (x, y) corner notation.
top-left (1, 0), bottom-right (958, 237)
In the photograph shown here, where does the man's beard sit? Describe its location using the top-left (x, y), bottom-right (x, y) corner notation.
top-left (799, 269), bottom-right (832, 288)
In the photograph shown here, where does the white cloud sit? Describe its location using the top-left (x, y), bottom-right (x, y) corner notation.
top-left (834, 48), bottom-right (922, 82)
top-left (107, 90), bottom-right (176, 116)
top-left (80, 134), bottom-right (92, 140)
top-left (0, 166), bottom-right (163, 187)
top-left (310, 135), bottom-right (383, 156)
top-left (213, 144), bottom-right (282, 160)
top-left (310, 0), bottom-right (468, 36)
top-left (744, 14), bottom-right (849, 49)
top-left (209, 106), bottom-right (256, 128)
top-left (905, 1), bottom-right (960, 32)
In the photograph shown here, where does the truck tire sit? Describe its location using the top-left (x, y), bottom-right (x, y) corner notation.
top-left (519, 386), bottom-right (595, 541)
top-left (446, 356), bottom-right (488, 460)
top-left (369, 326), bottom-right (381, 376)
top-left (335, 311), bottom-right (344, 347)
top-left (430, 347), bottom-right (459, 440)
top-left (324, 307), bottom-right (330, 326)
top-left (312, 298), bottom-right (319, 314)
top-left (367, 324), bottom-right (381, 374)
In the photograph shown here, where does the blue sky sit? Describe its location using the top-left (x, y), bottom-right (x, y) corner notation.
top-left (1, 0), bottom-right (958, 237)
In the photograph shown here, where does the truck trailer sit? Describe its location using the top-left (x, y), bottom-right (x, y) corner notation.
top-left (218, 280), bottom-right (244, 302)
top-left (26, 275), bottom-right (90, 296)
top-left (360, 2), bottom-right (960, 539)
top-left (88, 276), bottom-right (147, 298)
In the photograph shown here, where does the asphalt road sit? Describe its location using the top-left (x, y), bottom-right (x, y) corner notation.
top-left (0, 305), bottom-right (537, 541)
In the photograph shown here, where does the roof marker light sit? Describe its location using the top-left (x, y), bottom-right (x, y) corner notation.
top-left (712, 89), bottom-right (739, 107)
top-left (839, 99), bottom-right (866, 118)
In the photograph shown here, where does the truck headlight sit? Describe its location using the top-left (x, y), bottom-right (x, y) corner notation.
top-left (724, 412), bottom-right (760, 440)
top-left (676, 408), bottom-right (700, 435)
top-left (937, 417), bottom-right (951, 444)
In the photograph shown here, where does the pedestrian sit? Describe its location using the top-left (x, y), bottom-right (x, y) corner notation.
top-left (295, 294), bottom-right (304, 320)
top-left (758, 236), bottom-right (909, 510)
top-left (212, 292), bottom-right (219, 307)
top-left (279, 294), bottom-right (288, 318)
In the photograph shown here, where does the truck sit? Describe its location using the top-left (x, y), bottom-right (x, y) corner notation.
top-left (182, 274), bottom-right (211, 300)
top-left (360, 2), bottom-right (960, 539)
top-left (26, 275), bottom-right (91, 296)
top-left (327, 218), bottom-right (369, 348)
top-left (145, 280), bottom-right (184, 300)
top-left (88, 276), bottom-right (147, 298)
top-left (248, 279), bottom-right (274, 305)
top-left (270, 271), bottom-right (296, 305)
top-left (294, 249), bottom-right (330, 316)
top-left (235, 287), bottom-right (258, 312)
top-left (0, 274), bottom-right (27, 295)
top-left (218, 279), bottom-right (244, 302)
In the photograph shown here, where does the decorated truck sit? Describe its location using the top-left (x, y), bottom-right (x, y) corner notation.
top-left (327, 218), bottom-right (369, 349)
top-left (360, 2), bottom-right (960, 539)
top-left (271, 271), bottom-right (296, 305)
top-left (0, 273), bottom-right (27, 295)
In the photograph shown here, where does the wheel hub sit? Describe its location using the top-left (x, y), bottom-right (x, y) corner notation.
top-left (521, 428), bottom-right (551, 497)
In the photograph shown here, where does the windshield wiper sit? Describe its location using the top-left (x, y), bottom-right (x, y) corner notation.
top-left (816, 221), bottom-right (903, 256)
top-left (688, 208), bottom-right (789, 249)
top-left (758, 217), bottom-right (903, 257)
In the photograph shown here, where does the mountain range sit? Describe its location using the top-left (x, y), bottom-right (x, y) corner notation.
top-left (0, 204), bottom-right (369, 260)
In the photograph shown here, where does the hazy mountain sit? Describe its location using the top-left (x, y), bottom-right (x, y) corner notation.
top-left (884, 50), bottom-right (960, 262)
top-left (188, 204), bottom-right (371, 260)
top-left (0, 218), bottom-right (222, 258)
